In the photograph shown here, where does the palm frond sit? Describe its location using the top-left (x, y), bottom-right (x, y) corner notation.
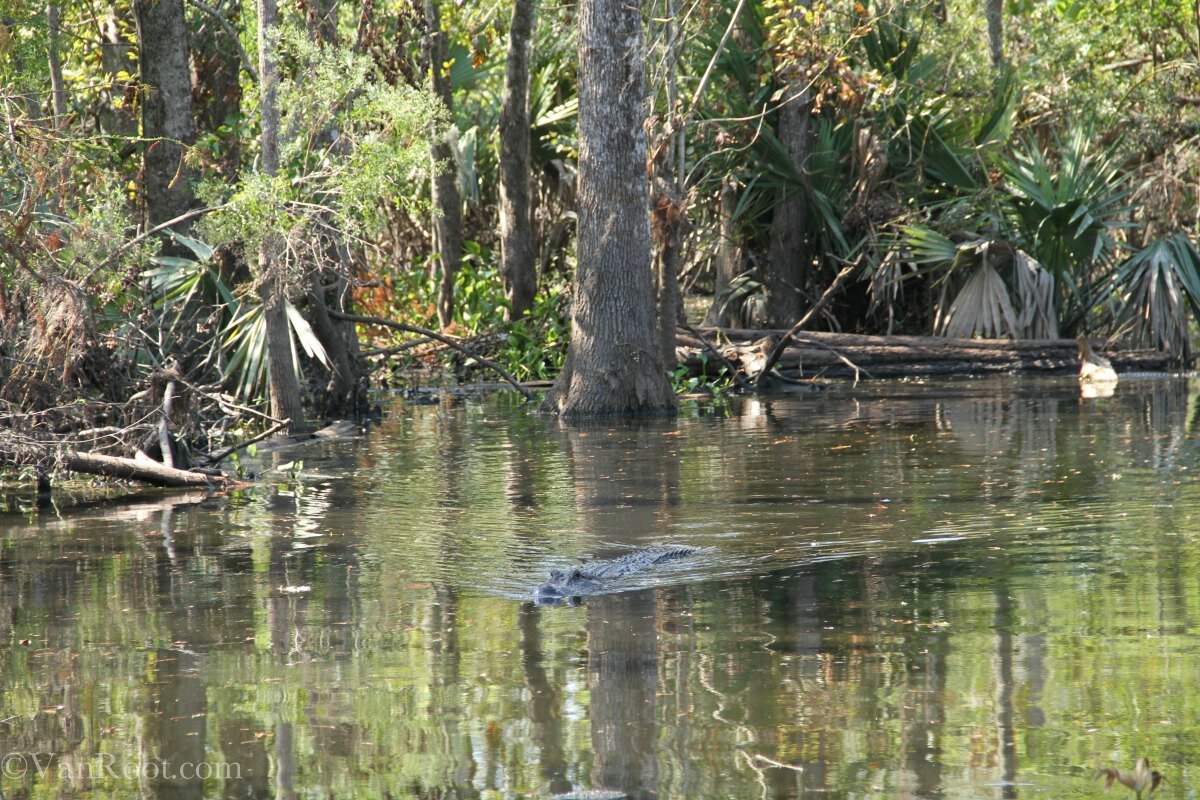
top-left (937, 258), bottom-right (1019, 339)
top-left (1110, 233), bottom-right (1200, 362)
top-left (1011, 249), bottom-right (1058, 339)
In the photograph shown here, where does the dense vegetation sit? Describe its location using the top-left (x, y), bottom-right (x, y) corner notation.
top-left (3, 0), bottom-right (1200, 455)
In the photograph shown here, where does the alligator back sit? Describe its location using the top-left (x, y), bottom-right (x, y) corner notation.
top-left (536, 545), bottom-right (699, 603)
top-left (579, 545), bottom-right (699, 581)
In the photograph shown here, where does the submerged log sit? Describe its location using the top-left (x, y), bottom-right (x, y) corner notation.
top-left (678, 329), bottom-right (1176, 380)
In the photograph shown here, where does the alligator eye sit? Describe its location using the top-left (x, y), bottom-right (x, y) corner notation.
top-left (571, 569), bottom-right (583, 581)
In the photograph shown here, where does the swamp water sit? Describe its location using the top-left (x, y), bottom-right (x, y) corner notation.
top-left (3, 376), bottom-right (1200, 799)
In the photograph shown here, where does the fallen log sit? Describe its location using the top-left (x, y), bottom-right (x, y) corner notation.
top-left (61, 450), bottom-right (229, 488)
top-left (678, 330), bottom-right (1176, 380)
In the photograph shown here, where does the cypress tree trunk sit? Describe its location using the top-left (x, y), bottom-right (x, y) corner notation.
top-left (652, 0), bottom-right (684, 373)
top-left (541, 0), bottom-right (675, 418)
top-left (765, 88), bottom-right (811, 327)
top-left (257, 0), bottom-right (308, 434)
top-left (498, 0), bottom-right (537, 320)
top-left (765, 1), bottom-right (814, 328)
top-left (425, 0), bottom-right (463, 329)
top-left (134, 0), bottom-right (197, 234)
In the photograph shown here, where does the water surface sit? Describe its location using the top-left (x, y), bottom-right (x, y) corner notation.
top-left (2, 375), bottom-right (1199, 799)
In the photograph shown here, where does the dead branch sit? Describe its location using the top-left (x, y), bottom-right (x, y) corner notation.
top-left (678, 321), bottom-right (751, 390)
top-left (197, 419), bottom-right (290, 466)
top-left (328, 310), bottom-right (536, 402)
top-left (755, 265), bottom-right (855, 389)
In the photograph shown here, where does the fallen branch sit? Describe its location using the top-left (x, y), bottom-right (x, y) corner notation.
top-left (755, 265), bottom-right (855, 389)
top-left (678, 321), bottom-right (751, 390)
top-left (62, 450), bottom-right (229, 488)
top-left (328, 310), bottom-right (536, 402)
top-left (197, 419), bottom-right (290, 467)
top-left (791, 333), bottom-right (874, 384)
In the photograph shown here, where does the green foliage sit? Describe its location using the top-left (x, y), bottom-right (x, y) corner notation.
top-left (0, 5), bottom-right (48, 90)
top-left (144, 232), bottom-right (329, 400)
top-left (197, 24), bottom-right (446, 271)
top-left (386, 241), bottom-right (570, 382)
top-left (1003, 128), bottom-right (1130, 280)
top-left (900, 124), bottom-right (1132, 341)
top-left (1110, 234), bottom-right (1200, 361)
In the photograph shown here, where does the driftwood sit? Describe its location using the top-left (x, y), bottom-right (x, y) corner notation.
top-left (62, 450), bottom-right (230, 488)
top-left (678, 328), bottom-right (1175, 380)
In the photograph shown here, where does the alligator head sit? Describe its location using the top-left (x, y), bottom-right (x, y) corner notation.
top-left (534, 567), bottom-right (602, 606)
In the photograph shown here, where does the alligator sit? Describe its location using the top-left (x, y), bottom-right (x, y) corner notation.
top-left (535, 545), bottom-right (699, 605)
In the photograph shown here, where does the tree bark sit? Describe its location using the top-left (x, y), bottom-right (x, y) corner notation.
top-left (703, 178), bottom-right (741, 327)
top-left (134, 0), bottom-right (198, 235)
top-left (765, 106), bottom-right (811, 326)
top-left (303, 0), bottom-right (338, 46)
top-left (46, 6), bottom-right (68, 125)
top-left (652, 0), bottom-right (684, 373)
top-left (986, 0), bottom-right (1004, 67)
top-left (99, 5), bottom-right (139, 139)
top-left (541, 0), bottom-right (676, 418)
top-left (425, 0), bottom-right (463, 329)
top-left (765, 4), bottom-right (813, 328)
top-left (257, 0), bottom-right (309, 434)
top-left (652, 176), bottom-right (682, 375)
top-left (498, 0), bottom-right (537, 320)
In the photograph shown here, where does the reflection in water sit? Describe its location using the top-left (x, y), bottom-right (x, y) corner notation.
top-left (1, 377), bottom-right (1200, 797)
top-left (588, 592), bottom-right (659, 800)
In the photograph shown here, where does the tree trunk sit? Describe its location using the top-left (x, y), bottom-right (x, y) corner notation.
top-left (257, 0), bottom-right (308, 434)
top-left (765, 5), bottom-right (813, 328)
top-left (425, 0), bottom-right (463, 329)
top-left (703, 178), bottom-right (741, 327)
top-left (652, 175), bottom-right (682, 375)
top-left (541, 0), bottom-right (676, 418)
top-left (99, 5), bottom-right (139, 139)
top-left (986, 0), bottom-right (1004, 67)
top-left (134, 0), bottom-right (197, 235)
top-left (303, 0), bottom-right (338, 45)
top-left (652, 0), bottom-right (684, 373)
top-left (499, 0), bottom-right (537, 321)
top-left (765, 100), bottom-right (811, 326)
top-left (46, 6), bottom-right (68, 125)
